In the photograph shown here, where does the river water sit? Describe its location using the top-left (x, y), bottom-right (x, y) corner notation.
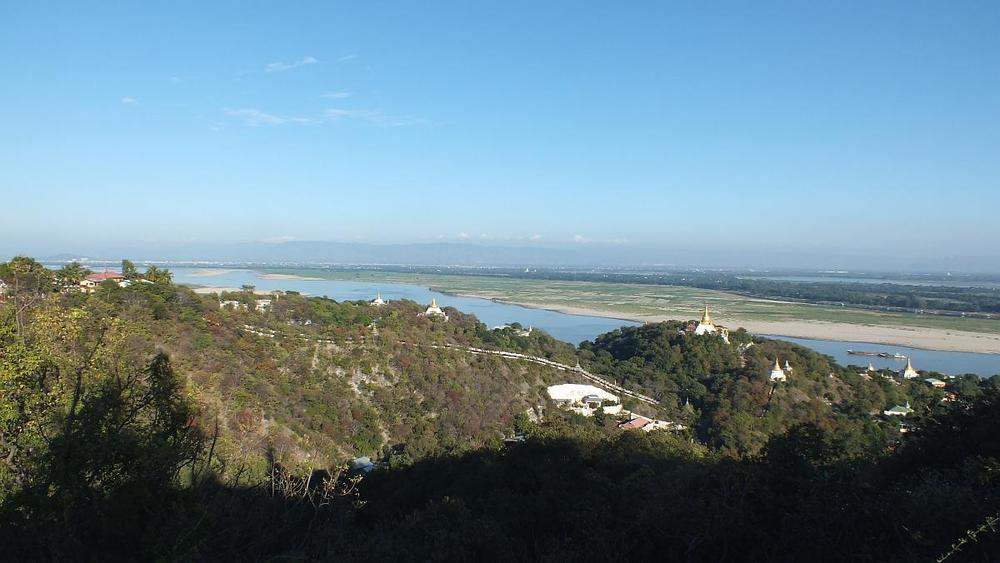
top-left (170, 267), bottom-right (639, 345)
top-left (171, 268), bottom-right (1000, 376)
top-left (762, 336), bottom-right (1000, 377)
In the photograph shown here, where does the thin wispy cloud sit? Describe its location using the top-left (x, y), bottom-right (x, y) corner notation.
top-left (457, 232), bottom-right (471, 240)
top-left (323, 108), bottom-right (375, 121)
top-left (571, 234), bottom-right (588, 243)
top-left (121, 96), bottom-right (138, 105)
top-left (224, 108), bottom-right (318, 126)
top-left (321, 91), bottom-right (352, 99)
top-left (223, 106), bottom-right (433, 128)
top-left (335, 54), bottom-right (357, 63)
top-left (324, 108), bottom-right (434, 127)
top-left (265, 56), bottom-right (318, 72)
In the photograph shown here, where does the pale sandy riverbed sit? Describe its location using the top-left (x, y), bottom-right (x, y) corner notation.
top-left (183, 274), bottom-right (999, 354)
top-left (259, 273), bottom-right (324, 281)
top-left (460, 294), bottom-right (1000, 355)
top-left (188, 268), bottom-right (235, 277)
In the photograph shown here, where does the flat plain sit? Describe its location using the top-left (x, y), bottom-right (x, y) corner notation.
top-left (261, 269), bottom-right (1000, 354)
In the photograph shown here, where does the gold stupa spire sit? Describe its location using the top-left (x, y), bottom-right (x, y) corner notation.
top-left (431, 298), bottom-right (438, 308)
top-left (774, 358), bottom-right (782, 371)
top-left (701, 304), bottom-right (712, 324)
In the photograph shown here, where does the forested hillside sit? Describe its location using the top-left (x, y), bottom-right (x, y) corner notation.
top-left (1, 257), bottom-right (998, 561)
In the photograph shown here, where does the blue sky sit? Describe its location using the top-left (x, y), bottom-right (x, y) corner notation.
top-left (1, 1), bottom-right (998, 263)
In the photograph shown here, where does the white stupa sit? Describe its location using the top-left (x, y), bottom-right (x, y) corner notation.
top-left (694, 305), bottom-right (716, 335)
top-left (422, 298), bottom-right (448, 319)
top-left (784, 360), bottom-right (793, 373)
top-left (370, 292), bottom-right (386, 306)
top-left (693, 305), bottom-right (730, 343)
top-left (900, 358), bottom-right (919, 379)
top-left (769, 358), bottom-right (787, 382)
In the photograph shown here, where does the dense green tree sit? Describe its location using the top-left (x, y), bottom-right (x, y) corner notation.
top-left (54, 262), bottom-right (90, 288)
top-left (144, 264), bottom-right (172, 284)
top-left (121, 259), bottom-right (139, 280)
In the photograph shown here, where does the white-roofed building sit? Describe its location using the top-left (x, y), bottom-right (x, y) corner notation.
top-left (547, 384), bottom-right (621, 416)
top-left (883, 402), bottom-right (914, 417)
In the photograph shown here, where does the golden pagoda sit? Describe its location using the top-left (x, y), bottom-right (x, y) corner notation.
top-left (422, 297), bottom-right (447, 319)
top-left (693, 304), bottom-right (729, 343)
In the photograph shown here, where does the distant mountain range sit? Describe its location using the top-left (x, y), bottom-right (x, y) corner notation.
top-left (12, 240), bottom-right (1000, 273)
top-left (40, 242), bottom-right (586, 266)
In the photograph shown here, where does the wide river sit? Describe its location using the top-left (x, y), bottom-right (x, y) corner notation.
top-left (172, 268), bottom-right (639, 346)
top-left (172, 268), bottom-right (1000, 377)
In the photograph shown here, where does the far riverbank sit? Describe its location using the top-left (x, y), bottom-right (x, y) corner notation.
top-left (177, 267), bottom-right (1000, 356)
top-left (446, 291), bottom-right (1000, 355)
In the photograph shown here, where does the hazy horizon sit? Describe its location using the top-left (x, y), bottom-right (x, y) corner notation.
top-left (8, 238), bottom-right (1000, 274)
top-left (2, 2), bottom-right (998, 268)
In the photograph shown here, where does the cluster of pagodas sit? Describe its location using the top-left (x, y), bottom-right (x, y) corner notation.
top-left (371, 291), bottom-right (448, 320)
top-left (769, 358), bottom-right (792, 382)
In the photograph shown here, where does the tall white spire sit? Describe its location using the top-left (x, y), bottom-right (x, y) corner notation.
top-left (769, 358), bottom-right (787, 382)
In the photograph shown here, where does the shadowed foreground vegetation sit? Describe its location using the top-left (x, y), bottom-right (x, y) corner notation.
top-left (2, 388), bottom-right (999, 561)
top-left (1, 256), bottom-right (999, 561)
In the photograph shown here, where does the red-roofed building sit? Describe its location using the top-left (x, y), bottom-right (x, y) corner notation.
top-left (80, 271), bottom-right (126, 292)
top-left (618, 416), bottom-right (652, 430)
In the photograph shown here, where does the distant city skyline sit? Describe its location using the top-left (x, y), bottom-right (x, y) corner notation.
top-left (2, 2), bottom-right (998, 266)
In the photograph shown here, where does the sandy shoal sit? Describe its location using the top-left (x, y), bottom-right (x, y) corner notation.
top-left (259, 273), bottom-right (324, 281)
top-left (470, 296), bottom-right (1000, 354)
top-left (187, 269), bottom-right (235, 277)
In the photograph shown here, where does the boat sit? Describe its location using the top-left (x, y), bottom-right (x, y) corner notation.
top-left (847, 350), bottom-right (880, 357)
top-left (848, 350), bottom-right (908, 360)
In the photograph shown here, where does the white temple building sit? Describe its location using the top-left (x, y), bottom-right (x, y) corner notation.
top-left (900, 358), bottom-right (920, 379)
top-left (883, 402), bottom-right (914, 416)
top-left (421, 298), bottom-right (448, 319)
top-left (769, 358), bottom-right (787, 382)
top-left (370, 292), bottom-right (386, 306)
top-left (783, 359), bottom-right (793, 373)
top-left (547, 384), bottom-right (621, 416)
top-left (692, 305), bottom-right (729, 343)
